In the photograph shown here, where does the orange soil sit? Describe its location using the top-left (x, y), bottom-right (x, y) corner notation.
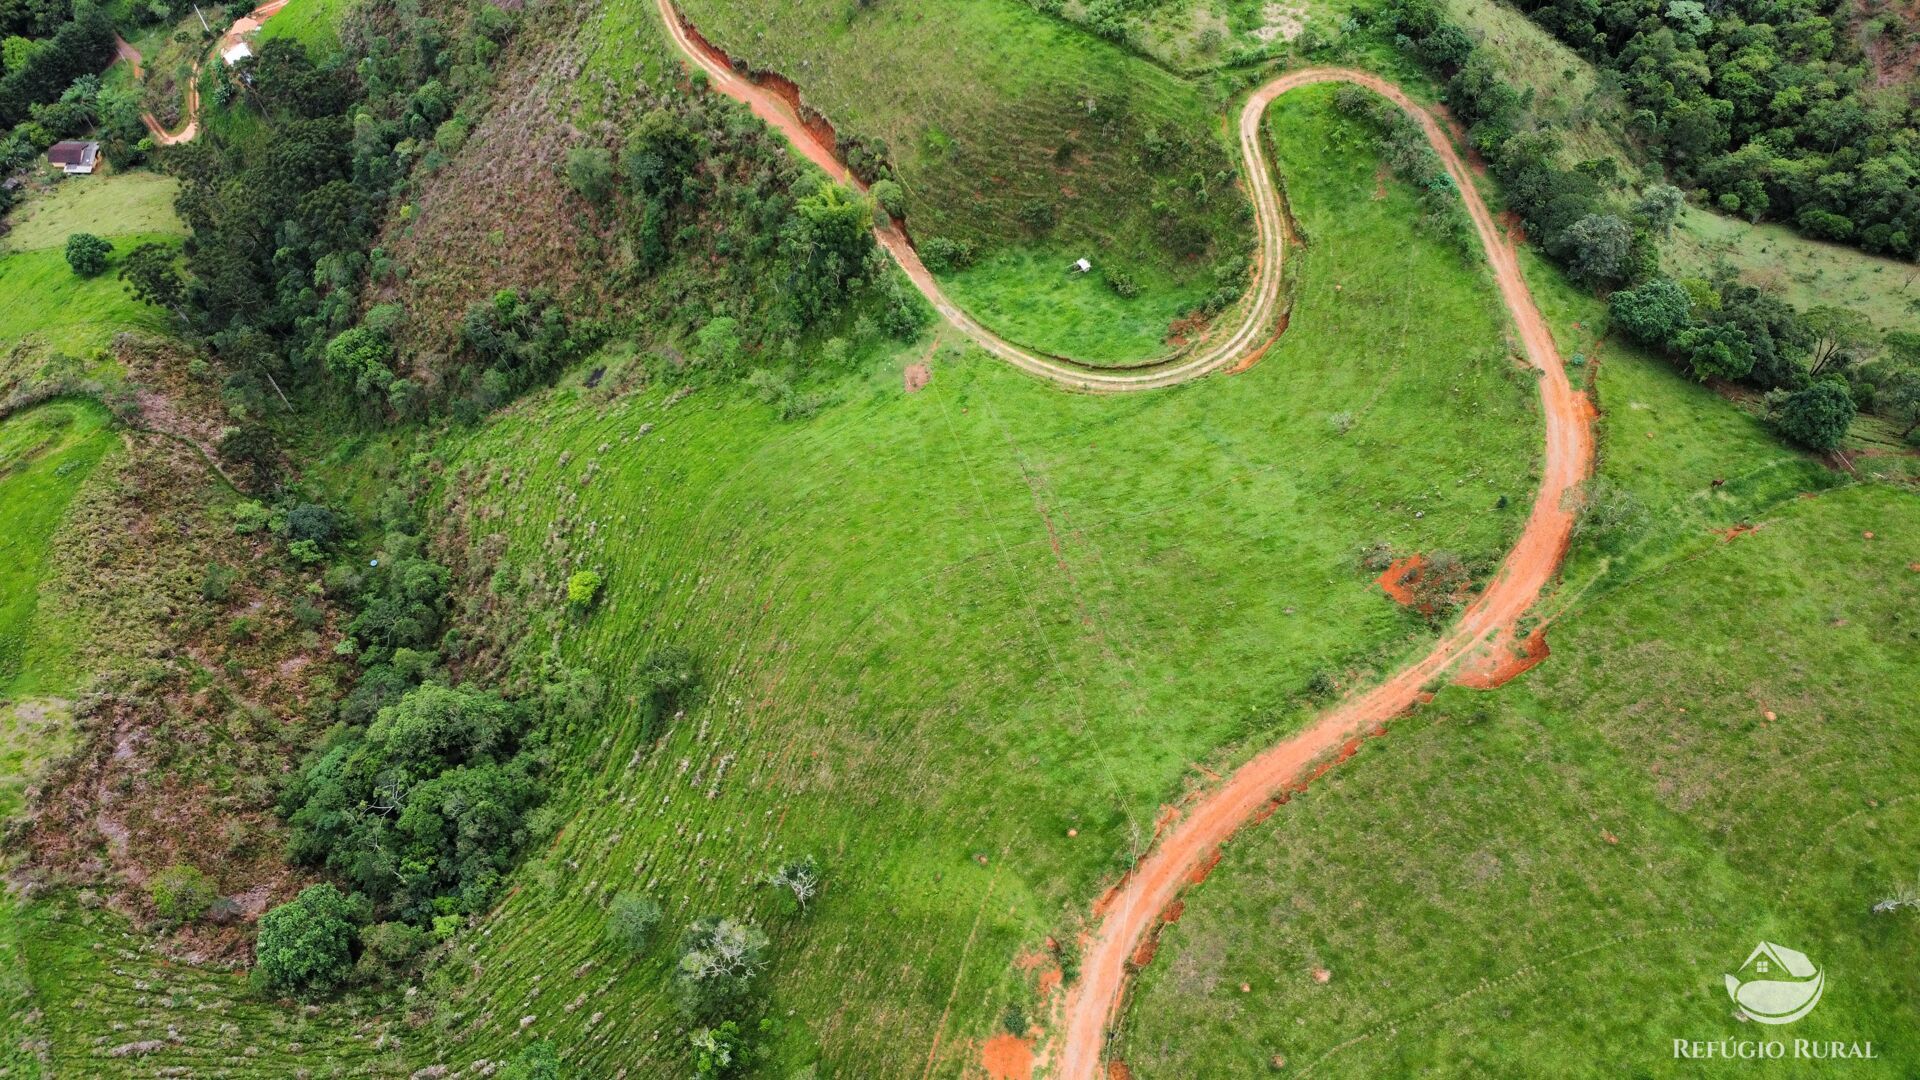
top-left (656, 0), bottom-right (1292, 392)
top-left (655, 6), bottom-right (1594, 1077)
top-left (981, 1034), bottom-right (1036, 1080)
top-left (1375, 553), bottom-right (1426, 605)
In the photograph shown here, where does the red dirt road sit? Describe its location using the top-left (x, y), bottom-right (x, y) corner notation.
top-left (653, 7), bottom-right (1593, 1077)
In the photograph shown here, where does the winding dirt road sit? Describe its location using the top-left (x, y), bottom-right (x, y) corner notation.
top-left (113, 0), bottom-right (287, 147)
top-left (655, 4), bottom-right (1593, 1076)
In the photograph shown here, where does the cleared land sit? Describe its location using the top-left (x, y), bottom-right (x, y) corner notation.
top-left (0, 238), bottom-right (178, 353)
top-left (258, 0), bottom-right (355, 50)
top-left (414, 77), bottom-right (1541, 1071)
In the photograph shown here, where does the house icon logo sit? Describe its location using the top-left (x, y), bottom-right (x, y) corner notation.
top-left (1725, 942), bottom-right (1825, 1025)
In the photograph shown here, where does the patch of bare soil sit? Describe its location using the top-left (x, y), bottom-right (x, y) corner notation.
top-left (904, 361), bottom-right (931, 393)
top-left (982, 1033), bottom-right (1035, 1080)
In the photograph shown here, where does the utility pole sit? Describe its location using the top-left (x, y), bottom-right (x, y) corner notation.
top-left (193, 4), bottom-right (211, 33)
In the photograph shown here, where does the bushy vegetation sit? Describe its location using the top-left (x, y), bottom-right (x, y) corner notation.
top-left (281, 682), bottom-right (548, 923)
top-left (251, 883), bottom-right (363, 998)
top-left (655, 0), bottom-right (1248, 359)
top-left (133, 2), bottom-right (524, 455)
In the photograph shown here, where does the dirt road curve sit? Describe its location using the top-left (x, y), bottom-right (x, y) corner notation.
top-left (113, 1), bottom-right (287, 147)
top-left (654, 4), bottom-right (1593, 1076)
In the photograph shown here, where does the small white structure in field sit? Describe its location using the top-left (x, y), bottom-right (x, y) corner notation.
top-left (1070, 258), bottom-right (1092, 274)
top-left (221, 41), bottom-right (253, 66)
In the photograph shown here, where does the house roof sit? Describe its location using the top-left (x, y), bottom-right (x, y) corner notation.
top-left (222, 42), bottom-right (253, 64)
top-left (46, 141), bottom-right (99, 167)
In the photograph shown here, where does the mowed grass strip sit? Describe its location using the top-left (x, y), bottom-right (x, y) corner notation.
top-left (0, 400), bottom-right (115, 699)
top-left (1118, 480), bottom-right (1920, 1077)
top-left (418, 86), bottom-right (1541, 1076)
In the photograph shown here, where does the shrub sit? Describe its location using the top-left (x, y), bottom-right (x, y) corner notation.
top-left (1105, 268), bottom-right (1141, 299)
top-left (565, 146), bottom-right (616, 204)
top-left (496, 1040), bottom-right (561, 1080)
top-left (64, 232), bottom-right (111, 277)
top-left (605, 892), bottom-right (663, 955)
top-left (1773, 380), bottom-right (1856, 451)
top-left (200, 563), bottom-right (236, 602)
top-left (567, 569), bottom-right (602, 607)
top-left (324, 326), bottom-right (398, 398)
top-left (149, 865), bottom-right (216, 924)
top-left (230, 499), bottom-right (273, 534)
top-left (355, 920), bottom-right (431, 983)
top-left (868, 178), bottom-right (905, 220)
top-left (690, 1021), bottom-right (754, 1077)
top-left (918, 236), bottom-right (974, 273)
top-left (285, 503), bottom-right (339, 546)
top-left (638, 645), bottom-right (700, 742)
top-left (1016, 199), bottom-right (1056, 233)
top-left (762, 856), bottom-right (821, 912)
top-left (252, 884), bottom-right (361, 998)
top-left (1571, 477), bottom-right (1648, 553)
top-left (1608, 277), bottom-right (1691, 350)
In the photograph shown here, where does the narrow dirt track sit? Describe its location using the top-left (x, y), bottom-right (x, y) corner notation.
top-left (654, 5), bottom-right (1593, 1076)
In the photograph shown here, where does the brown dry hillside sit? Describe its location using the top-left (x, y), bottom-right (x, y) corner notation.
top-left (374, 10), bottom-right (600, 359)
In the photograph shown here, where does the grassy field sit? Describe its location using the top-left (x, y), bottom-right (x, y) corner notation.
top-left (629, 0), bottom-right (1252, 361)
top-left (0, 893), bottom-right (405, 1078)
top-left (0, 401), bottom-right (115, 822)
top-left (410, 85), bottom-right (1543, 1076)
top-left (1118, 478), bottom-right (1920, 1076)
top-left (259, 0), bottom-right (359, 52)
top-left (939, 244), bottom-right (1217, 364)
top-left (0, 238), bottom-right (178, 354)
top-left (1, 172), bottom-right (184, 253)
top-left (1115, 239), bottom-right (1919, 1073)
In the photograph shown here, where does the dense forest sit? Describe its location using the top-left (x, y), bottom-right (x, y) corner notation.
top-left (1515, 0), bottom-right (1920, 258)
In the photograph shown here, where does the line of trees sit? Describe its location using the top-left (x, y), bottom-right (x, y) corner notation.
top-left (1378, 0), bottom-right (1919, 451)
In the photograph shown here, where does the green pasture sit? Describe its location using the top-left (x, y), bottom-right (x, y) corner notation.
top-left (1119, 476), bottom-right (1920, 1077)
top-left (412, 85), bottom-right (1542, 1076)
top-left (0, 237), bottom-right (178, 354)
top-left (610, 0), bottom-right (1250, 360)
top-left (0, 172), bottom-right (183, 253)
